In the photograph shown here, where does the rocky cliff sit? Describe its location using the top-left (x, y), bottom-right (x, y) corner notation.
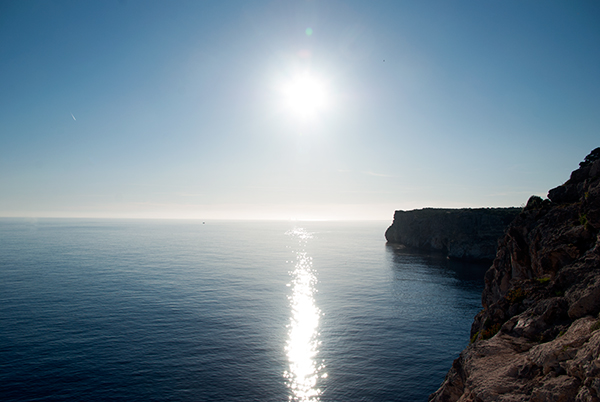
top-left (385, 208), bottom-right (520, 261)
top-left (430, 147), bottom-right (600, 402)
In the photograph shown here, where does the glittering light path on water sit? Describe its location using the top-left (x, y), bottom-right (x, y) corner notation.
top-left (284, 228), bottom-right (325, 402)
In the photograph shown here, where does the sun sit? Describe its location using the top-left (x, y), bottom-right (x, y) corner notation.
top-left (281, 73), bottom-right (329, 119)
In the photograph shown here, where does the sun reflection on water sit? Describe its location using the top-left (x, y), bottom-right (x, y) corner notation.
top-left (284, 228), bottom-right (325, 401)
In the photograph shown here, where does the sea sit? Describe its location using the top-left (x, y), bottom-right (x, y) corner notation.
top-left (0, 219), bottom-right (488, 402)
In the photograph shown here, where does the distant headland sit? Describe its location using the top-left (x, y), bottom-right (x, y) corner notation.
top-left (385, 207), bottom-right (520, 261)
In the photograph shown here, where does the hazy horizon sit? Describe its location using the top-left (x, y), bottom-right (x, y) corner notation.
top-left (2, 1), bottom-right (599, 221)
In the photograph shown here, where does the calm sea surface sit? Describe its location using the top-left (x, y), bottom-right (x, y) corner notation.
top-left (0, 219), bottom-right (488, 401)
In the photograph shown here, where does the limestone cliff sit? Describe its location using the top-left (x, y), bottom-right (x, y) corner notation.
top-left (430, 147), bottom-right (600, 402)
top-left (385, 208), bottom-right (520, 261)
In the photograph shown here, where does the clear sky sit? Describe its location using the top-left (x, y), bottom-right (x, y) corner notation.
top-left (1, 1), bottom-right (599, 220)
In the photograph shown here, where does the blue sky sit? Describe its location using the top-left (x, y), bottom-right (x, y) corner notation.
top-left (1, 0), bottom-right (599, 220)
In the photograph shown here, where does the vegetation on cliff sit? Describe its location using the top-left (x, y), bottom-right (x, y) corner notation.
top-left (430, 148), bottom-right (600, 401)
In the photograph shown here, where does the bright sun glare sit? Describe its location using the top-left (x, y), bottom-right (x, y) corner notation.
top-left (281, 73), bottom-right (329, 119)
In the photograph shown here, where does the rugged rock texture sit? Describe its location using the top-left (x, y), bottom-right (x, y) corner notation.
top-left (385, 208), bottom-right (520, 261)
top-left (430, 148), bottom-right (600, 402)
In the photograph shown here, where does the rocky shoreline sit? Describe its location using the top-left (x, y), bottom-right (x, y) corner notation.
top-left (385, 208), bottom-right (520, 261)
top-left (430, 148), bottom-right (600, 401)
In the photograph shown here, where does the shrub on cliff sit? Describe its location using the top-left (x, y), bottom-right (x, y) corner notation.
top-left (579, 146), bottom-right (600, 167)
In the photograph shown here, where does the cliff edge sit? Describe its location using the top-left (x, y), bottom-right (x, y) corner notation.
top-left (385, 208), bottom-right (520, 261)
top-left (430, 147), bottom-right (600, 402)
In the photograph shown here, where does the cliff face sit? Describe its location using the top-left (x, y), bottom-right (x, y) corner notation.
top-left (430, 148), bottom-right (600, 402)
top-left (385, 208), bottom-right (520, 261)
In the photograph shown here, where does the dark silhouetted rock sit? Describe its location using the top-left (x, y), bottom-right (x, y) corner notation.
top-left (385, 208), bottom-right (520, 261)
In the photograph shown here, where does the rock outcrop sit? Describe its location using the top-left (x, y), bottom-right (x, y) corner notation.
top-left (430, 147), bottom-right (600, 402)
top-left (385, 208), bottom-right (520, 261)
